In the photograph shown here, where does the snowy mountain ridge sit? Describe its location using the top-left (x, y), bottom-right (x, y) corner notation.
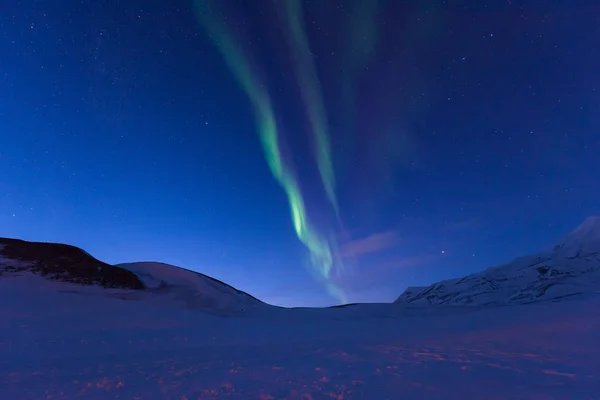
top-left (395, 216), bottom-right (600, 306)
top-left (2, 215), bottom-right (600, 313)
top-left (0, 238), bottom-right (265, 315)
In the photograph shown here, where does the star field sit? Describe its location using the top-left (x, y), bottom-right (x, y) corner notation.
top-left (1, 1), bottom-right (599, 306)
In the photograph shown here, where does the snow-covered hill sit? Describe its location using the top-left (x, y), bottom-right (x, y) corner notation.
top-left (0, 238), bottom-right (143, 290)
top-left (115, 262), bottom-right (266, 314)
top-left (0, 238), bottom-right (266, 315)
top-left (395, 216), bottom-right (600, 306)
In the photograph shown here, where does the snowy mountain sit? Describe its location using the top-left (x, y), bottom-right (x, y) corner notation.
top-left (0, 238), bottom-right (265, 315)
top-left (395, 216), bottom-right (600, 306)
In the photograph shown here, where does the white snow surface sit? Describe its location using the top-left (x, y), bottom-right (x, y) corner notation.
top-left (1, 273), bottom-right (599, 399)
top-left (1, 218), bottom-right (600, 398)
top-left (395, 217), bottom-right (600, 306)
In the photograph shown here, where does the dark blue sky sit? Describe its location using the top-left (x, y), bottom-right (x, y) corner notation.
top-left (1, 1), bottom-right (599, 307)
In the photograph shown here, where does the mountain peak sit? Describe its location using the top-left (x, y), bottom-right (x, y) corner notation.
top-left (570, 216), bottom-right (600, 237)
top-left (553, 216), bottom-right (600, 258)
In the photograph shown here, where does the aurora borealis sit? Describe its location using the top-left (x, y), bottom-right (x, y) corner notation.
top-left (280, 0), bottom-right (339, 218)
top-left (2, 1), bottom-right (599, 306)
top-left (194, 0), bottom-right (343, 300)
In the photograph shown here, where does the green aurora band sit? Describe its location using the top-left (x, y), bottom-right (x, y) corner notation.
top-left (281, 0), bottom-right (339, 218)
top-left (193, 0), bottom-right (345, 301)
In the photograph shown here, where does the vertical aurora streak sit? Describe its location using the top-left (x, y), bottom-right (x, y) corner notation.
top-left (193, 0), bottom-right (344, 301)
top-left (280, 0), bottom-right (339, 217)
top-left (339, 0), bottom-right (380, 176)
top-left (346, 0), bottom-right (380, 74)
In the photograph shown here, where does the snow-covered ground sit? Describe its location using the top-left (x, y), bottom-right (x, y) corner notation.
top-left (2, 216), bottom-right (600, 399)
top-left (1, 273), bottom-right (599, 399)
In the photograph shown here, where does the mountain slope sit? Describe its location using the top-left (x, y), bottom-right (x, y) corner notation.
top-left (395, 217), bottom-right (600, 306)
top-left (0, 238), bottom-right (266, 314)
top-left (0, 238), bottom-right (144, 290)
top-left (116, 262), bottom-right (266, 313)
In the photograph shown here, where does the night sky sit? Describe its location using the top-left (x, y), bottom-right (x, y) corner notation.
top-left (1, 1), bottom-right (599, 307)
